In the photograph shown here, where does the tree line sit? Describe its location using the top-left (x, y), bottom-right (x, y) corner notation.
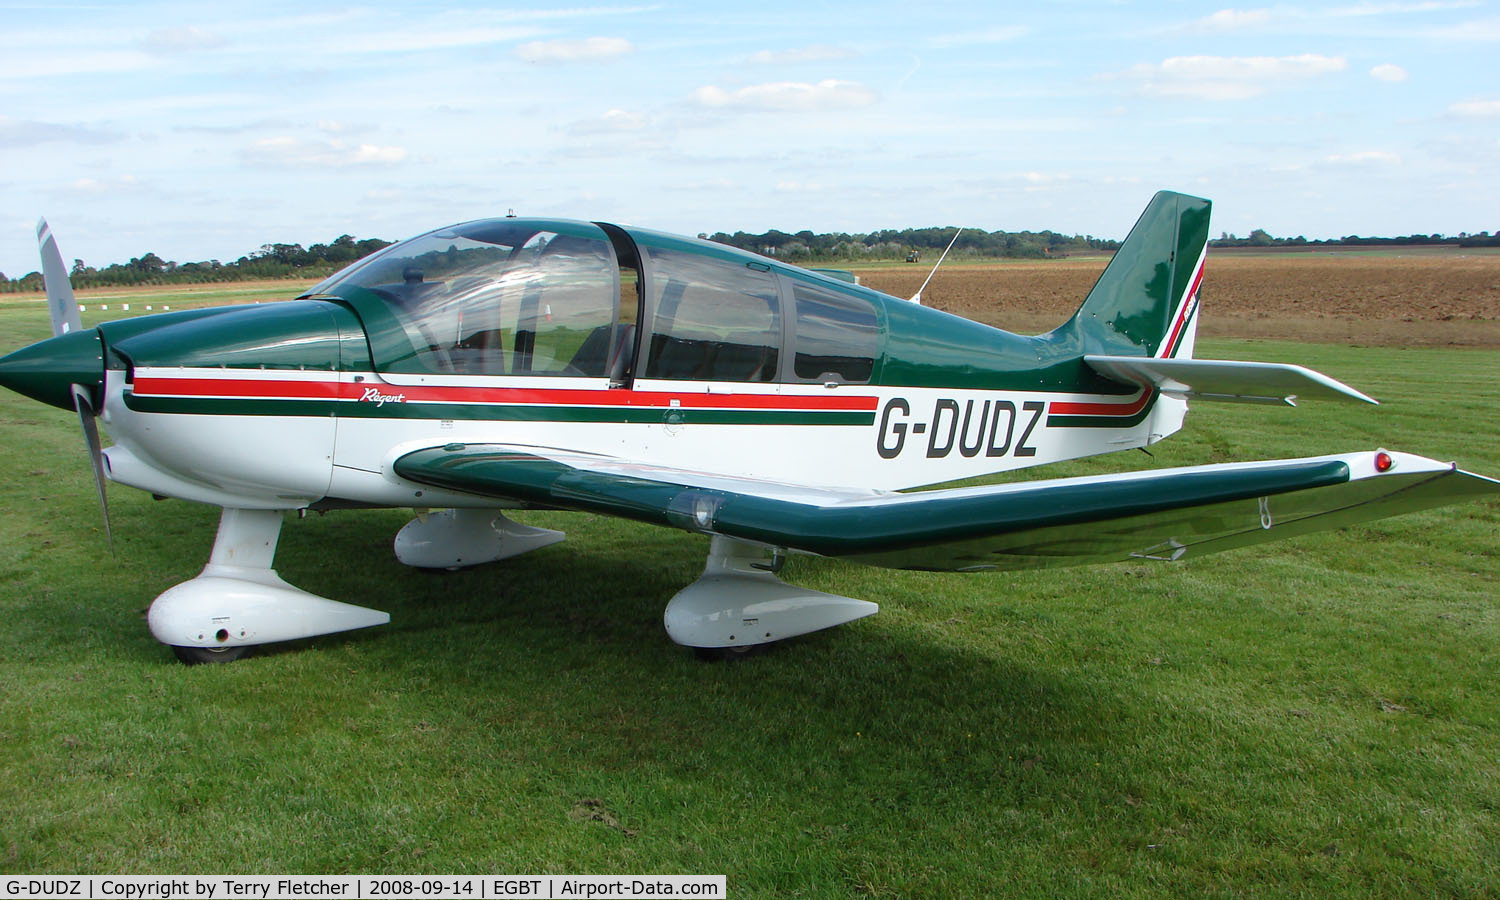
top-left (1211, 228), bottom-right (1500, 249)
top-left (0, 234), bottom-right (393, 294)
top-left (703, 226), bottom-right (1118, 261)
top-left (5, 224), bottom-right (1496, 294)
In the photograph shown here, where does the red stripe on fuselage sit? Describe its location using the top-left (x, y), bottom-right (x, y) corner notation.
top-left (130, 376), bottom-right (880, 412)
top-left (1048, 390), bottom-right (1151, 417)
top-left (133, 377), bottom-right (343, 399)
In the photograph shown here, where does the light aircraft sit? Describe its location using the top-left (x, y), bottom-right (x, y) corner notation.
top-left (3, 192), bottom-right (1495, 664)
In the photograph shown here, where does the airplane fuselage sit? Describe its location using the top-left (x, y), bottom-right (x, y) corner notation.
top-left (101, 358), bottom-right (1187, 511)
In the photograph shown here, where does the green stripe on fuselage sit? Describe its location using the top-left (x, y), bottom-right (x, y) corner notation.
top-left (121, 393), bottom-right (874, 425)
top-left (1046, 394), bottom-right (1158, 429)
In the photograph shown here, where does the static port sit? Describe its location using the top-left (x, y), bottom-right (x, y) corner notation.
top-left (215, 628), bottom-right (229, 643)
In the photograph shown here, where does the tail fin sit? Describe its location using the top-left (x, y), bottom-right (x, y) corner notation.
top-left (1061, 191), bottom-right (1210, 359)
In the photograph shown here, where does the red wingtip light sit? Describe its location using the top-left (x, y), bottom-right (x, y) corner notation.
top-left (1374, 451), bottom-right (1394, 473)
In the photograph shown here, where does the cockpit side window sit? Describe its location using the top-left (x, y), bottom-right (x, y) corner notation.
top-left (513, 235), bottom-right (619, 376)
top-left (641, 247), bottom-right (781, 383)
top-left (315, 221), bottom-right (617, 376)
top-left (789, 282), bottom-right (879, 384)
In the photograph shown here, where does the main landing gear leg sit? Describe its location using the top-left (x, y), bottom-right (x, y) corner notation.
top-left (147, 507), bottom-right (390, 664)
top-left (393, 508), bottom-right (566, 570)
top-left (664, 535), bottom-right (878, 655)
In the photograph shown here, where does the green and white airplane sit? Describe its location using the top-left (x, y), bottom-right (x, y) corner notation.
top-left (3, 192), bottom-right (1495, 663)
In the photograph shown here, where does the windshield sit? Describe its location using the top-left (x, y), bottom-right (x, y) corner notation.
top-left (313, 220), bottom-right (619, 376)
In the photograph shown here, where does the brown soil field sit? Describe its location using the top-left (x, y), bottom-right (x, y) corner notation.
top-left (853, 251), bottom-right (1500, 348)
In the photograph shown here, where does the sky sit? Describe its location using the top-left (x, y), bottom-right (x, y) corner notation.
top-left (2, 0), bottom-right (1497, 277)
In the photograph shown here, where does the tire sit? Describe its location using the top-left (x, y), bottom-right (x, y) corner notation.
top-left (692, 644), bottom-right (765, 662)
top-left (171, 644), bottom-right (250, 665)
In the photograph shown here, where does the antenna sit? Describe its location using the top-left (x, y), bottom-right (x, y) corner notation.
top-left (910, 227), bottom-right (963, 305)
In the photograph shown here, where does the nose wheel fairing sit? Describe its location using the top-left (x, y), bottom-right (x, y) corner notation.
top-left (147, 508), bottom-right (389, 653)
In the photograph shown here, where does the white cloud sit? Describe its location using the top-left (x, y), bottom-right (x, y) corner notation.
top-left (0, 49), bottom-right (154, 79)
top-left (243, 137), bottom-right (408, 168)
top-left (927, 26), bottom-right (1028, 48)
top-left (62, 175), bottom-right (143, 195)
top-left (0, 116), bottom-right (120, 148)
top-left (564, 109), bottom-right (647, 134)
top-left (691, 79), bottom-right (876, 111)
top-left (139, 26), bottom-right (227, 55)
top-left (1414, 14), bottom-right (1500, 38)
top-left (1020, 172), bottom-right (1071, 184)
top-left (746, 45), bottom-right (855, 65)
top-left (515, 36), bottom-right (634, 63)
top-left (1330, 1), bottom-right (1480, 16)
top-left (337, 26), bottom-right (544, 55)
top-left (1326, 150), bottom-right (1401, 164)
top-left (663, 179), bottom-right (736, 192)
top-left (1369, 63), bottom-right (1408, 81)
top-left (1195, 9), bottom-right (1273, 31)
top-left (1449, 97), bottom-right (1500, 116)
top-left (1114, 54), bottom-right (1347, 100)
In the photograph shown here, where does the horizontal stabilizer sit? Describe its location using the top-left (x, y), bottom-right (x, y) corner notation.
top-left (1085, 355), bottom-right (1376, 405)
top-left (394, 445), bottom-right (1497, 572)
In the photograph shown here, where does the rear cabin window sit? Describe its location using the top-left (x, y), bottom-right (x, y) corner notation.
top-left (642, 247), bottom-right (781, 383)
top-left (791, 283), bottom-right (878, 383)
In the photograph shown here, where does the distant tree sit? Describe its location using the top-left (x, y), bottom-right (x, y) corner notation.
top-left (1248, 228), bottom-right (1274, 246)
top-left (131, 252), bottom-right (167, 275)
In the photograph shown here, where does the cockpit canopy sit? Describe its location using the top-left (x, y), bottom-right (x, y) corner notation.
top-left (311, 219), bottom-right (622, 377)
top-left (311, 217), bottom-right (881, 385)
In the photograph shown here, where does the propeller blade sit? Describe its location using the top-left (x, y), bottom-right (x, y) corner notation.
top-left (70, 383), bottom-right (113, 550)
top-left (37, 218), bottom-right (83, 338)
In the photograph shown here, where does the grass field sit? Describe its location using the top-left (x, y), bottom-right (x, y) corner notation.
top-left (0, 285), bottom-right (1497, 897)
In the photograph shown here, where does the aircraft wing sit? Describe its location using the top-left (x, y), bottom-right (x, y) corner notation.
top-left (393, 445), bottom-right (1498, 572)
top-left (1085, 355), bottom-right (1377, 405)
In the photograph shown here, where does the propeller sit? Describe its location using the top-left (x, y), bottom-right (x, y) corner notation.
top-left (37, 219), bottom-right (112, 549)
top-left (36, 219), bottom-right (83, 336)
top-left (71, 383), bottom-right (112, 547)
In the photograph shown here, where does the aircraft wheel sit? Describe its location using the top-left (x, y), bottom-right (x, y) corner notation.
top-left (171, 644), bottom-right (250, 665)
top-left (692, 644), bottom-right (767, 662)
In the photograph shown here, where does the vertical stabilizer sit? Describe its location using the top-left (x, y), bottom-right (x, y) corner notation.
top-left (1061, 191), bottom-right (1210, 359)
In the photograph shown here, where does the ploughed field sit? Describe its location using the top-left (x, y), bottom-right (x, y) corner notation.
top-left (855, 249), bottom-right (1500, 347)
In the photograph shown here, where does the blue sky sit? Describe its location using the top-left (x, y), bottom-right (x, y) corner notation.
top-left (2, 1), bottom-right (1497, 276)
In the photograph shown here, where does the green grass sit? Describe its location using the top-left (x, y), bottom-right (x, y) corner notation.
top-left (0, 280), bottom-right (318, 316)
top-left (0, 297), bottom-right (1497, 897)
